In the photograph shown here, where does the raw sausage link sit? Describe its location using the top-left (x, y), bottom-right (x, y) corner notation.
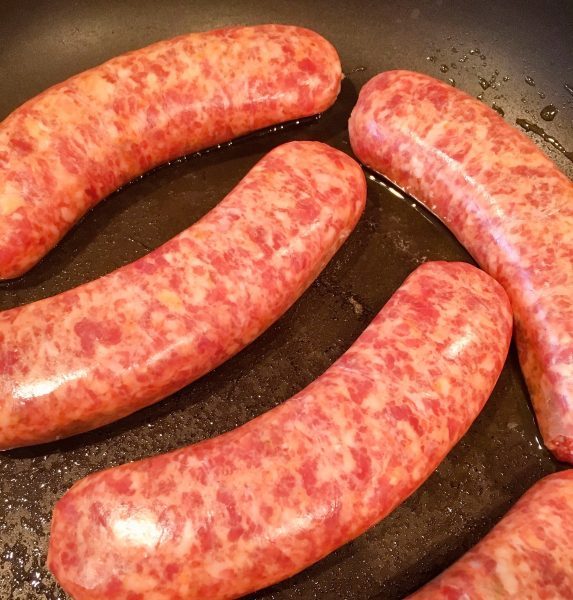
top-left (409, 470), bottom-right (573, 599)
top-left (48, 261), bottom-right (512, 600)
top-left (0, 24), bottom-right (342, 279)
top-left (0, 141), bottom-right (366, 449)
top-left (349, 70), bottom-right (573, 463)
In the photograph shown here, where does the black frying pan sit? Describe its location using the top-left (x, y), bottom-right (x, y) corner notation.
top-left (1, 1), bottom-right (572, 598)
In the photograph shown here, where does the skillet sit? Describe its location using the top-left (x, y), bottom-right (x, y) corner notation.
top-left (1, 0), bottom-right (572, 597)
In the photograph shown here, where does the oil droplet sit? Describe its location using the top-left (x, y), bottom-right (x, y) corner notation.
top-left (427, 56), bottom-right (437, 62)
top-left (449, 62), bottom-right (458, 69)
top-left (440, 64), bottom-right (449, 73)
top-left (538, 91), bottom-right (546, 99)
top-left (459, 55), bottom-right (468, 63)
top-left (503, 75), bottom-right (510, 82)
top-left (448, 78), bottom-right (456, 87)
top-left (540, 105), bottom-right (558, 121)
top-left (477, 92), bottom-right (484, 101)
top-left (516, 118), bottom-right (573, 163)
top-left (350, 66), bottom-right (367, 73)
top-left (478, 76), bottom-right (490, 90)
top-left (525, 76), bottom-right (535, 86)
top-left (480, 54), bottom-right (486, 60)
top-left (564, 83), bottom-right (573, 96)
top-left (487, 71), bottom-right (500, 89)
top-left (469, 48), bottom-right (481, 55)
top-left (492, 103), bottom-right (505, 116)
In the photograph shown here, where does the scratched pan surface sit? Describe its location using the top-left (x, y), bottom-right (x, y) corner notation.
top-left (1, 0), bottom-right (572, 598)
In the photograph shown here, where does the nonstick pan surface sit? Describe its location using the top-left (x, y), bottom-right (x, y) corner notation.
top-left (1, 1), bottom-right (572, 598)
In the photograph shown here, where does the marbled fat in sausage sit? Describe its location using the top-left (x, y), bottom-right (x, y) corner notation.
top-left (0, 24), bottom-right (342, 279)
top-left (349, 70), bottom-right (573, 463)
top-left (48, 261), bottom-right (512, 600)
top-left (409, 470), bottom-right (573, 599)
top-left (0, 141), bottom-right (366, 449)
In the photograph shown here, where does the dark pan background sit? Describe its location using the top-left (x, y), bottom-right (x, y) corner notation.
top-left (1, 1), bottom-right (572, 598)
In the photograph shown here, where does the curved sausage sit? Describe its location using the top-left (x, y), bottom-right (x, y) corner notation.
top-left (0, 24), bottom-right (342, 279)
top-left (0, 141), bottom-right (366, 450)
top-left (48, 261), bottom-right (512, 600)
top-left (349, 70), bottom-right (573, 463)
top-left (409, 470), bottom-right (573, 599)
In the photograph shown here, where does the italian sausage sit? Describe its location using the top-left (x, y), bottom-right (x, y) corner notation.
top-left (0, 24), bottom-right (342, 279)
top-left (349, 70), bottom-right (573, 463)
top-left (409, 470), bottom-right (573, 599)
top-left (0, 141), bottom-right (366, 449)
top-left (48, 261), bottom-right (512, 600)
